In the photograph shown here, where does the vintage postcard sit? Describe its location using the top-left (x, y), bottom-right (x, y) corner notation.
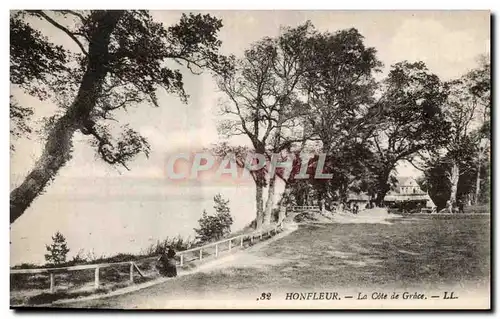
top-left (9, 10), bottom-right (491, 310)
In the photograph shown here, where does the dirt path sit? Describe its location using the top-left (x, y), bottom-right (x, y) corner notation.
top-left (328, 207), bottom-right (401, 224)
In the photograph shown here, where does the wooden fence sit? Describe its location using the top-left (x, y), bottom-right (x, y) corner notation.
top-left (10, 261), bottom-right (145, 293)
top-left (10, 223), bottom-right (285, 294)
top-left (288, 205), bottom-right (320, 212)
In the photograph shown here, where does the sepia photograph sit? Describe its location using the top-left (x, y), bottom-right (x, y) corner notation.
top-left (9, 9), bottom-right (491, 310)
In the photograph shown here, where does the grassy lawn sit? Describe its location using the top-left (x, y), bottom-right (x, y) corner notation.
top-left (65, 214), bottom-right (490, 308)
top-left (260, 214), bottom-right (490, 289)
top-left (189, 214), bottom-right (490, 291)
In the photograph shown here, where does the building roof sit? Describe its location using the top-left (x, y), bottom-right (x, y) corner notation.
top-left (384, 194), bottom-right (431, 202)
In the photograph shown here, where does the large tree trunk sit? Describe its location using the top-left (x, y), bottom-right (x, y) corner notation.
top-left (278, 204), bottom-right (286, 224)
top-left (252, 143), bottom-right (267, 229)
top-left (263, 175), bottom-right (276, 226)
top-left (10, 11), bottom-right (124, 224)
top-left (338, 182), bottom-right (348, 203)
top-left (474, 164), bottom-right (481, 205)
top-left (375, 169), bottom-right (392, 207)
top-left (474, 148), bottom-right (484, 205)
top-left (262, 117), bottom-right (284, 226)
top-left (10, 116), bottom-right (77, 223)
top-left (255, 183), bottom-right (264, 229)
top-left (448, 160), bottom-right (460, 206)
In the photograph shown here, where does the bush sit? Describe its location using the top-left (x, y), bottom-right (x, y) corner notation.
top-left (143, 236), bottom-right (195, 256)
top-left (464, 204), bottom-right (490, 214)
top-left (271, 208), bottom-right (280, 223)
top-left (11, 263), bottom-right (39, 270)
top-left (293, 212), bottom-right (318, 223)
top-left (194, 194), bottom-right (233, 244)
top-left (44, 231), bottom-right (70, 266)
top-left (69, 249), bottom-right (87, 264)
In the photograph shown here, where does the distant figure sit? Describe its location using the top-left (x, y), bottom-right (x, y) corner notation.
top-left (457, 199), bottom-right (465, 214)
top-left (367, 200), bottom-right (374, 209)
top-left (158, 246), bottom-right (177, 277)
top-left (331, 202), bottom-right (338, 214)
top-left (353, 203), bottom-right (359, 215)
top-left (320, 198), bottom-right (326, 212)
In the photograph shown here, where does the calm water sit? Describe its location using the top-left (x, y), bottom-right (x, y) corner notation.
top-left (10, 176), bottom-right (282, 266)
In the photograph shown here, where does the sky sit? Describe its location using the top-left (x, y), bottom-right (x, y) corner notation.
top-left (11, 10), bottom-right (491, 183)
top-left (9, 11), bottom-right (491, 264)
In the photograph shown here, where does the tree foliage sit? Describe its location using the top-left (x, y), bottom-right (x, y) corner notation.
top-left (368, 61), bottom-right (450, 204)
top-left (420, 137), bottom-right (485, 209)
top-left (216, 22), bottom-right (316, 228)
top-left (298, 28), bottom-right (382, 202)
top-left (10, 99), bottom-right (33, 151)
top-left (194, 194), bottom-right (233, 243)
top-left (422, 57), bottom-right (491, 206)
top-left (10, 10), bottom-right (229, 223)
top-left (44, 231), bottom-right (70, 265)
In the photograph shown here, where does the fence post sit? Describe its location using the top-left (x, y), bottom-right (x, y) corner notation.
top-left (180, 254), bottom-right (184, 267)
top-left (94, 266), bottom-right (100, 289)
top-left (199, 248), bottom-right (203, 261)
top-left (215, 244), bottom-right (219, 258)
top-left (49, 273), bottom-right (55, 293)
top-left (228, 239), bottom-right (232, 252)
top-left (240, 236), bottom-right (244, 247)
top-left (129, 262), bottom-right (134, 283)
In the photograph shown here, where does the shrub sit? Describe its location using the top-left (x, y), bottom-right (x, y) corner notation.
top-left (44, 231), bottom-right (70, 265)
top-left (12, 263), bottom-right (38, 270)
top-left (85, 249), bottom-right (106, 262)
top-left (194, 194), bottom-right (233, 244)
top-left (69, 249), bottom-right (87, 264)
top-left (271, 207), bottom-right (280, 223)
top-left (142, 236), bottom-right (195, 256)
top-left (464, 204), bottom-right (490, 214)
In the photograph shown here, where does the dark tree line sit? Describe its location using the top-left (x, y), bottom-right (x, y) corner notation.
top-left (419, 56), bottom-right (490, 210)
top-left (214, 21), bottom-right (483, 226)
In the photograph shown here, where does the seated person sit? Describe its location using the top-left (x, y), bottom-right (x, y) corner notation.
top-left (158, 246), bottom-right (178, 277)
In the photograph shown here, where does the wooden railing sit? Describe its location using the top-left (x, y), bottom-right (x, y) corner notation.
top-left (10, 261), bottom-right (145, 293)
top-left (175, 222), bottom-right (284, 266)
top-left (10, 223), bottom-right (285, 294)
top-left (289, 205), bottom-right (320, 212)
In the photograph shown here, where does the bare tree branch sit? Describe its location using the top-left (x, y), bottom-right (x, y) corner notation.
top-left (56, 10), bottom-right (88, 23)
top-left (33, 10), bottom-right (89, 56)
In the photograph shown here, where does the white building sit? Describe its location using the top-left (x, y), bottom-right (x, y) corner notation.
top-left (384, 176), bottom-right (436, 208)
